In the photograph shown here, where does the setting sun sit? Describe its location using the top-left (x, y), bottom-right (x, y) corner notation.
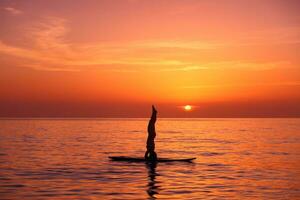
top-left (184, 105), bottom-right (192, 111)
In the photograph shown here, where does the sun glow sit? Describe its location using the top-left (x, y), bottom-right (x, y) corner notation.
top-left (0, 1), bottom-right (299, 118)
top-left (184, 105), bottom-right (192, 111)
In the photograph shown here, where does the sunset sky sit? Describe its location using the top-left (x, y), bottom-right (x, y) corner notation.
top-left (0, 0), bottom-right (299, 117)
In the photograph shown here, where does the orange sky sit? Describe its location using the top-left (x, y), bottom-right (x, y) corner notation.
top-left (0, 0), bottom-right (299, 117)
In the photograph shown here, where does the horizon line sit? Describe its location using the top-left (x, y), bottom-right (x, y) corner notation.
top-left (0, 117), bottom-right (299, 120)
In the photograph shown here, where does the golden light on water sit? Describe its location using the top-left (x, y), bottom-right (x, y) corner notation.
top-left (184, 105), bottom-right (192, 111)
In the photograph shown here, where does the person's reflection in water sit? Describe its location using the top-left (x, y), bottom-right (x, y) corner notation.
top-left (146, 162), bottom-right (159, 199)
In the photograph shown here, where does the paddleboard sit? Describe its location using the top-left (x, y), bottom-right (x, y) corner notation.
top-left (109, 156), bottom-right (196, 162)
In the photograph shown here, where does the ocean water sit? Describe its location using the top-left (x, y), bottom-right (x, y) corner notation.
top-left (0, 118), bottom-right (299, 200)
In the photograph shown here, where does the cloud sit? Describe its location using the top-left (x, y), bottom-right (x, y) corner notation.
top-left (233, 27), bottom-right (300, 46)
top-left (158, 61), bottom-right (292, 72)
top-left (181, 81), bottom-right (300, 89)
top-left (105, 69), bottom-right (138, 73)
top-left (22, 63), bottom-right (81, 72)
top-left (159, 65), bottom-right (209, 72)
top-left (0, 16), bottom-right (297, 72)
top-left (137, 41), bottom-right (223, 50)
top-left (4, 7), bottom-right (23, 15)
top-left (221, 61), bottom-right (292, 70)
top-left (0, 17), bottom-right (209, 71)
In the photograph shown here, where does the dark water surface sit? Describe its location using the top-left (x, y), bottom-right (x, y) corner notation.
top-left (0, 118), bottom-right (299, 199)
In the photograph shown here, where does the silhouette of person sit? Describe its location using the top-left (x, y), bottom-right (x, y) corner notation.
top-left (144, 105), bottom-right (158, 161)
top-left (146, 162), bottom-right (159, 199)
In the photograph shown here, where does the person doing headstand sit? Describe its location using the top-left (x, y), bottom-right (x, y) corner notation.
top-left (144, 105), bottom-right (158, 161)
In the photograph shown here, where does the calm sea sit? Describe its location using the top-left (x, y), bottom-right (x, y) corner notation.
top-left (0, 118), bottom-right (299, 199)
